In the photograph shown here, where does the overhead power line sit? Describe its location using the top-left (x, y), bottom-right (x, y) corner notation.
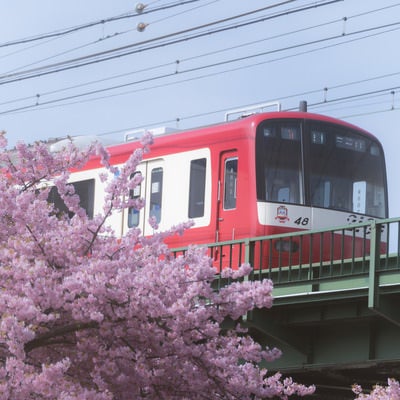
top-left (3, 0), bottom-right (220, 75)
top-left (88, 88), bottom-right (400, 139)
top-left (0, 0), bottom-right (204, 49)
top-left (0, 17), bottom-right (398, 117)
top-left (0, 0), bottom-right (340, 85)
top-left (4, 78), bottom-right (398, 139)
top-left (0, 12), bottom-right (346, 108)
top-left (2, 1), bottom-right (396, 110)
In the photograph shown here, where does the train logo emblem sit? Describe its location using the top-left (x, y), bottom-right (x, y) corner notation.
top-left (275, 205), bottom-right (289, 223)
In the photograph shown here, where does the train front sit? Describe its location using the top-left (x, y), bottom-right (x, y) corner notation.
top-left (254, 112), bottom-right (388, 267)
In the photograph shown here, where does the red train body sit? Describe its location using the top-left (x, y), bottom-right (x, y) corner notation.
top-left (61, 107), bottom-right (388, 267)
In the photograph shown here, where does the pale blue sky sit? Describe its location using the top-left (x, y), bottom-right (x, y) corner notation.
top-left (0, 0), bottom-right (399, 218)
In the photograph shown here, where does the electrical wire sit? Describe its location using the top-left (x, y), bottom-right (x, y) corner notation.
top-left (1, 0), bottom-right (399, 141)
top-left (0, 18), bottom-right (398, 116)
top-left (0, 0), bottom-right (205, 49)
top-left (0, 12), bottom-right (345, 107)
top-left (148, 0), bottom-right (220, 25)
top-left (0, 0), bottom-right (338, 85)
top-left (82, 92), bottom-right (400, 139)
top-left (4, 0), bottom-right (220, 75)
top-left (2, 1), bottom-right (395, 110)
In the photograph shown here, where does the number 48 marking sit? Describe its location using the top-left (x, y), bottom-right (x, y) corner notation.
top-left (294, 217), bottom-right (309, 226)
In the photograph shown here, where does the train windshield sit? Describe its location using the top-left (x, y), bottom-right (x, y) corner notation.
top-left (256, 119), bottom-right (387, 218)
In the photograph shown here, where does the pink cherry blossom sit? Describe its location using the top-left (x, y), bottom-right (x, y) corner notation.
top-left (353, 379), bottom-right (400, 400)
top-left (0, 135), bottom-right (314, 399)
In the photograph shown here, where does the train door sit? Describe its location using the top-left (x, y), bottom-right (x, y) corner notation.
top-left (123, 162), bottom-right (146, 236)
top-left (216, 151), bottom-right (239, 243)
top-left (123, 159), bottom-right (164, 236)
top-left (143, 159), bottom-right (164, 236)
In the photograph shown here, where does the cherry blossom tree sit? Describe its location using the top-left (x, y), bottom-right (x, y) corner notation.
top-left (0, 132), bottom-right (314, 399)
top-left (353, 379), bottom-right (400, 400)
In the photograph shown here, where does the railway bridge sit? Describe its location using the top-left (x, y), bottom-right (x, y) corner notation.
top-left (174, 217), bottom-right (400, 399)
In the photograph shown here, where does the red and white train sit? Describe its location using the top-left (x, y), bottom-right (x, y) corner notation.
top-left (54, 102), bottom-right (388, 266)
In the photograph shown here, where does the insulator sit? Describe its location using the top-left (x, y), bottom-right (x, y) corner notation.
top-left (135, 3), bottom-right (146, 13)
top-left (137, 22), bottom-right (147, 32)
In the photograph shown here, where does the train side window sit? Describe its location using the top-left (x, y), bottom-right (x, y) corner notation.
top-left (150, 167), bottom-right (163, 223)
top-left (188, 158), bottom-right (207, 218)
top-left (224, 158), bottom-right (237, 210)
top-left (48, 178), bottom-right (95, 219)
top-left (128, 172), bottom-right (142, 228)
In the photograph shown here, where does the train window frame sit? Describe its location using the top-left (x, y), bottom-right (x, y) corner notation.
top-left (48, 178), bottom-right (95, 219)
top-left (188, 158), bottom-right (207, 218)
top-left (149, 167), bottom-right (163, 223)
top-left (127, 171), bottom-right (142, 228)
top-left (224, 157), bottom-right (238, 210)
top-left (256, 120), bottom-right (303, 205)
top-left (307, 121), bottom-right (387, 218)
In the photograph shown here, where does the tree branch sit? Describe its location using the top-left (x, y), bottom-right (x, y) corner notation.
top-left (24, 321), bottom-right (99, 353)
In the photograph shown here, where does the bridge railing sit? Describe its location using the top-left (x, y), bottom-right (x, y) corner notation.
top-left (172, 217), bottom-right (400, 288)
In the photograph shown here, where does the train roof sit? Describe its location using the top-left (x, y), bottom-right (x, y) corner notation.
top-left (46, 102), bottom-right (380, 159)
top-left (107, 109), bottom-right (378, 148)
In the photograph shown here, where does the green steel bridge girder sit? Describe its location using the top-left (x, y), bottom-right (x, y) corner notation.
top-left (242, 253), bottom-right (400, 397)
top-left (246, 290), bottom-right (400, 361)
top-left (178, 217), bottom-right (400, 397)
top-left (239, 286), bottom-right (400, 398)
